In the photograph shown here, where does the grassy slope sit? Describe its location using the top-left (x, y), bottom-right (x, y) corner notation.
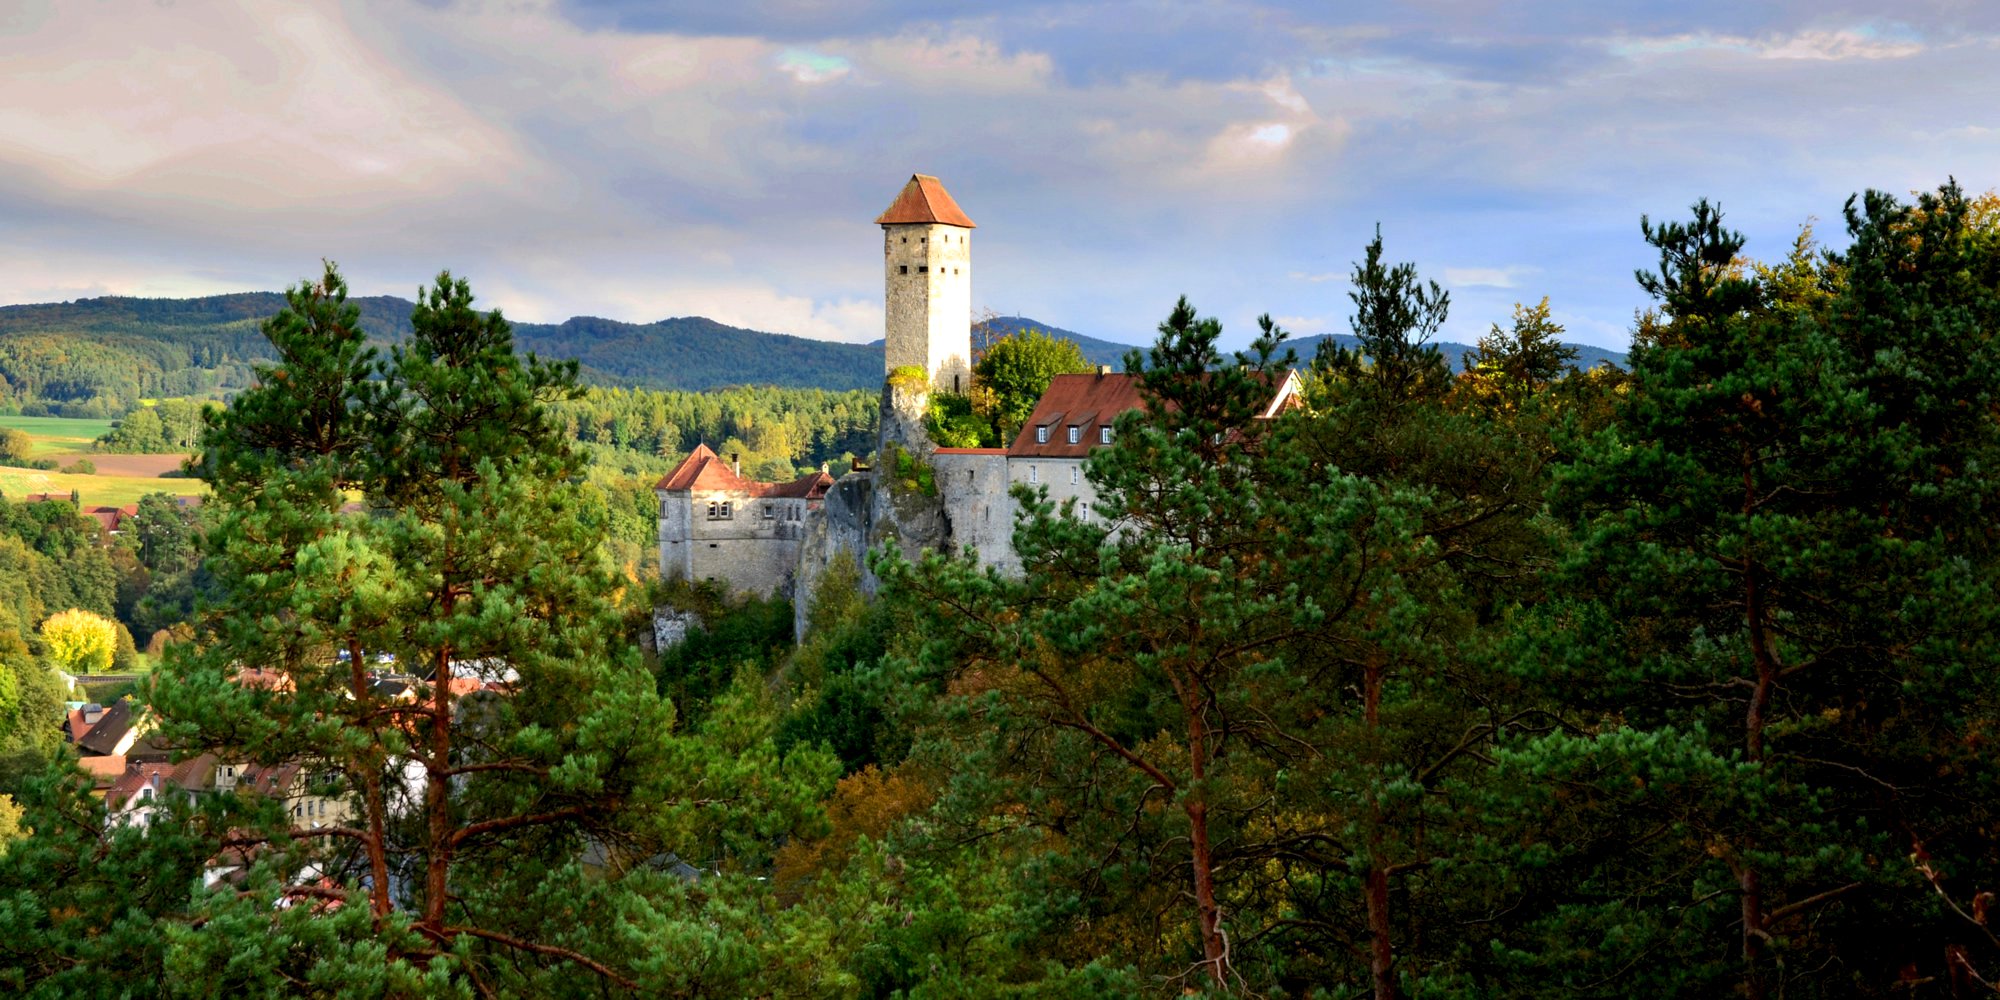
top-left (0, 415), bottom-right (117, 454)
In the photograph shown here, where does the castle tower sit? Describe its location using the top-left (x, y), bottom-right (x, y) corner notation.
top-left (876, 174), bottom-right (975, 394)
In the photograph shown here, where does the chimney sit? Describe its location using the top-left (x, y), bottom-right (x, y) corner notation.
top-left (731, 453), bottom-right (741, 476)
top-left (1097, 365), bottom-right (1112, 377)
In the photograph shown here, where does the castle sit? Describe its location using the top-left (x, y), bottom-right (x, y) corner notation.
top-left (656, 174), bottom-right (1299, 611)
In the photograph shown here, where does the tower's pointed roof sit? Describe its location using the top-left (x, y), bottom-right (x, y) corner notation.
top-left (875, 174), bottom-right (976, 228)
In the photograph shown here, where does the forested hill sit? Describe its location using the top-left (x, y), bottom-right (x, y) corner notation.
top-left (0, 293), bottom-right (881, 408)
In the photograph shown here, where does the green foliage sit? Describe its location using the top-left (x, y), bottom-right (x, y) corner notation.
top-left (923, 392), bottom-right (993, 448)
top-left (652, 582), bottom-right (794, 728)
top-left (973, 326), bottom-right (1091, 439)
top-left (1545, 183), bottom-right (2000, 997)
top-left (1314, 225), bottom-right (1453, 404)
top-left (32, 260), bottom-right (839, 995)
top-left (884, 443), bottom-right (936, 497)
top-left (1460, 296), bottom-right (1580, 409)
top-left (57, 458), bottom-right (93, 475)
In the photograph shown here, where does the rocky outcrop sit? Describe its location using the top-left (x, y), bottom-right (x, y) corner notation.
top-left (791, 448), bottom-right (954, 642)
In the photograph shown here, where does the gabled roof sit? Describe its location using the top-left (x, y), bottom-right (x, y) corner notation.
top-left (106, 762), bottom-right (174, 810)
top-left (1006, 368), bottom-right (1305, 459)
top-left (875, 174), bottom-right (976, 229)
top-left (1009, 373), bottom-right (1147, 458)
top-left (657, 445), bottom-right (834, 500)
top-left (656, 444), bottom-right (753, 493)
top-left (764, 470), bottom-right (835, 500)
top-left (77, 698), bottom-right (136, 756)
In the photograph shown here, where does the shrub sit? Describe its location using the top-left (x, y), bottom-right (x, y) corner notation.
top-left (60, 459), bottom-right (95, 475)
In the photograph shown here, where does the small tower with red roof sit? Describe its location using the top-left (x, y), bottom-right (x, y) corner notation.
top-left (877, 174), bottom-right (976, 394)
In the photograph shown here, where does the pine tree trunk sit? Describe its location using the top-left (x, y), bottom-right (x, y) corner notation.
top-left (1740, 455), bottom-right (1775, 1000)
top-left (1364, 656), bottom-right (1398, 1000)
top-left (422, 635), bottom-right (454, 937)
top-left (348, 639), bottom-right (393, 920)
top-left (1186, 697), bottom-right (1227, 987)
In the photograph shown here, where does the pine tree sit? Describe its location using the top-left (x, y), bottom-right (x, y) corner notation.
top-left (0, 264), bottom-right (837, 996)
top-left (1550, 186), bottom-right (2000, 996)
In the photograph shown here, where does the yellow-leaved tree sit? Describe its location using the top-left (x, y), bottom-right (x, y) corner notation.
top-left (39, 609), bottom-right (115, 675)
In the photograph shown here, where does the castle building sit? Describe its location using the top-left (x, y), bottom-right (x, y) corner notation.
top-left (655, 443), bottom-right (833, 596)
top-left (878, 174), bottom-right (975, 394)
top-left (657, 174), bottom-right (1300, 601)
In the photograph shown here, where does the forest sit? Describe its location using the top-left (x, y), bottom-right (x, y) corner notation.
top-left (0, 182), bottom-right (1995, 998)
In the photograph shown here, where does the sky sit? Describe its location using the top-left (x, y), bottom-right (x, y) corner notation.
top-left (2, 1), bottom-right (1995, 352)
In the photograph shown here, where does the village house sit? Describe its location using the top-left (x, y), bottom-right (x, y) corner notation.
top-left (655, 443), bottom-right (832, 597)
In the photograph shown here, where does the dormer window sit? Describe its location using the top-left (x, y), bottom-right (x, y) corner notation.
top-left (1100, 426), bottom-right (1113, 445)
top-left (1066, 426), bottom-right (1080, 444)
top-left (1035, 426), bottom-right (1049, 444)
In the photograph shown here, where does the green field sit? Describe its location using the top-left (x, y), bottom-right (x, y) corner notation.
top-left (0, 415), bottom-right (205, 506)
top-left (0, 415), bottom-right (117, 455)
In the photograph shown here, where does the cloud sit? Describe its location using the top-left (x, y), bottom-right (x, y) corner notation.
top-left (776, 48), bottom-right (852, 84)
top-left (1443, 267), bottom-right (1537, 289)
top-left (1608, 25), bottom-right (1927, 62)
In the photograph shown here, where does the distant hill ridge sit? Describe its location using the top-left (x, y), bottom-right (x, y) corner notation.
top-left (0, 293), bottom-right (881, 397)
top-left (0, 295), bottom-right (1625, 407)
top-left (977, 316), bottom-right (1627, 373)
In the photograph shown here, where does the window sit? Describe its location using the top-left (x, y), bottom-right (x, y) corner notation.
top-left (720, 501), bottom-right (731, 519)
top-left (1035, 426), bottom-right (1049, 444)
top-left (1067, 425), bottom-right (1080, 444)
top-left (918, 266), bottom-right (928, 273)
top-left (899, 265), bottom-right (908, 274)
top-left (706, 500), bottom-right (732, 520)
top-left (763, 504), bottom-right (774, 519)
top-left (1100, 426), bottom-right (1113, 444)
top-left (1029, 465), bottom-right (1038, 484)
top-left (1070, 466), bottom-right (1080, 485)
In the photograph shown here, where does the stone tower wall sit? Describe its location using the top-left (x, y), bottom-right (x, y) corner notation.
top-left (883, 222), bottom-right (973, 394)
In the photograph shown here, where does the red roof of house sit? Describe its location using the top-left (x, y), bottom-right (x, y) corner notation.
top-left (1006, 369), bottom-right (1305, 459)
top-left (875, 174), bottom-right (976, 229)
top-left (656, 445), bottom-right (833, 500)
top-left (657, 444), bottom-right (750, 492)
top-left (77, 753), bottom-right (128, 786)
top-left (1008, 372), bottom-right (1148, 458)
top-left (106, 762), bottom-right (175, 810)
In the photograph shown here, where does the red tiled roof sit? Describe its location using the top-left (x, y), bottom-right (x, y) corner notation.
top-left (1005, 369), bottom-right (1304, 459)
top-left (874, 174), bottom-right (976, 228)
top-left (77, 753), bottom-right (127, 785)
top-left (1008, 372), bottom-right (1147, 458)
top-left (656, 444), bottom-right (751, 493)
top-left (106, 762), bottom-right (174, 810)
top-left (657, 445), bottom-right (833, 500)
top-left (764, 470), bottom-right (834, 500)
